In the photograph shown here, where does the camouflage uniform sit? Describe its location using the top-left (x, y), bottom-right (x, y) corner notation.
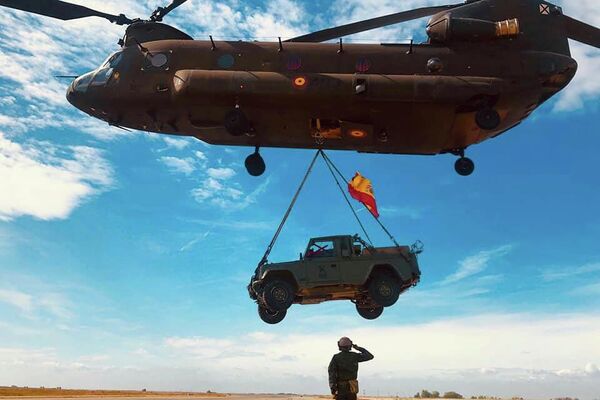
top-left (328, 346), bottom-right (374, 400)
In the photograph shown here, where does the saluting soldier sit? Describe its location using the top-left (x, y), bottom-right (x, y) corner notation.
top-left (328, 337), bottom-right (374, 400)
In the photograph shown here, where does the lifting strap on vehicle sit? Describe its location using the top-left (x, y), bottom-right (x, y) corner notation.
top-left (319, 151), bottom-right (374, 246)
top-left (257, 150), bottom-right (321, 267)
top-left (258, 149), bottom-right (401, 268)
top-left (320, 151), bottom-right (401, 248)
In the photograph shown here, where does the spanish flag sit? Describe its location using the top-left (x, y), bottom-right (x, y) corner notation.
top-left (348, 172), bottom-right (379, 218)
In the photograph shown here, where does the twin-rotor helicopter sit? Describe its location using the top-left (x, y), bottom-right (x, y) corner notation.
top-left (1, 0), bottom-right (598, 176)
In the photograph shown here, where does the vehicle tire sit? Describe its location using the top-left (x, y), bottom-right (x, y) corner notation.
top-left (224, 109), bottom-right (250, 136)
top-left (368, 272), bottom-right (401, 307)
top-left (261, 279), bottom-right (295, 312)
top-left (356, 304), bottom-right (384, 320)
top-left (258, 305), bottom-right (287, 324)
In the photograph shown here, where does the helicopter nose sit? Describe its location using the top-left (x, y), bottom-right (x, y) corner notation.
top-left (66, 81), bottom-right (76, 106)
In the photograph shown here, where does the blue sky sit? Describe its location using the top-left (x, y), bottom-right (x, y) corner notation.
top-left (0, 0), bottom-right (599, 398)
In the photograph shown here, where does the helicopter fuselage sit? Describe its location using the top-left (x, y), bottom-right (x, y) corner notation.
top-left (67, 38), bottom-right (576, 156)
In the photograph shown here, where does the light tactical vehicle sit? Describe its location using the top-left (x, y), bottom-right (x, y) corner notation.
top-left (248, 234), bottom-right (422, 324)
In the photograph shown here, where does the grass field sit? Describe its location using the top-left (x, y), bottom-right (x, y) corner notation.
top-left (0, 387), bottom-right (226, 398)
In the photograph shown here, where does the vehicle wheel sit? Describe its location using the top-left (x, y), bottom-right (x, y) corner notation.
top-left (258, 305), bottom-right (287, 324)
top-left (261, 279), bottom-right (295, 312)
top-left (454, 157), bottom-right (475, 176)
top-left (475, 108), bottom-right (500, 130)
top-left (245, 152), bottom-right (266, 177)
top-left (356, 304), bottom-right (384, 320)
top-left (224, 109), bottom-right (250, 136)
top-left (368, 272), bottom-right (401, 307)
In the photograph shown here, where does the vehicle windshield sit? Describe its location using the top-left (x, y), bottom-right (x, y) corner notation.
top-left (306, 240), bottom-right (336, 258)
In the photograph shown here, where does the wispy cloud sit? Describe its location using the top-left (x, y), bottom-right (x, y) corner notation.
top-left (0, 289), bottom-right (33, 313)
top-left (181, 218), bottom-right (274, 231)
top-left (207, 167), bottom-right (236, 180)
top-left (570, 281), bottom-right (600, 296)
top-left (441, 245), bottom-right (513, 285)
top-left (159, 156), bottom-right (197, 175)
top-left (162, 136), bottom-right (192, 150)
top-left (179, 230), bottom-right (211, 252)
top-left (542, 262), bottom-right (600, 282)
top-left (0, 288), bottom-right (73, 319)
top-left (191, 176), bottom-right (271, 211)
top-left (378, 206), bottom-right (422, 220)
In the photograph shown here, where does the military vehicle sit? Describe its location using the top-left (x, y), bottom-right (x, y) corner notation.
top-left (248, 235), bottom-right (422, 324)
top-left (1, 0), bottom-right (599, 177)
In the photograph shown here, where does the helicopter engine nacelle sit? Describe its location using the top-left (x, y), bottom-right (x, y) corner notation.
top-left (427, 16), bottom-right (520, 43)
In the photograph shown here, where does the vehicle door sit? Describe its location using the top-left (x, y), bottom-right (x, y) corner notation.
top-left (336, 237), bottom-right (369, 285)
top-left (304, 238), bottom-right (342, 286)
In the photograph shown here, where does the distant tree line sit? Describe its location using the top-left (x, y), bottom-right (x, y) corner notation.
top-left (415, 390), bottom-right (464, 399)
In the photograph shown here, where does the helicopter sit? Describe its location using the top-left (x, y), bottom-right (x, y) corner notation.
top-left (1, 0), bottom-right (598, 177)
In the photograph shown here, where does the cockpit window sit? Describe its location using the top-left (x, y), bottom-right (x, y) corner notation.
top-left (92, 52), bottom-right (123, 87)
top-left (73, 72), bottom-right (94, 93)
top-left (102, 52), bottom-right (123, 69)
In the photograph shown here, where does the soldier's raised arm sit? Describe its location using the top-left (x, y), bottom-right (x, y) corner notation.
top-left (352, 344), bottom-right (374, 362)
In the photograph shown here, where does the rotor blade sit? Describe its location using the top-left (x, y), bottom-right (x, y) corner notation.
top-left (563, 15), bottom-right (600, 48)
top-left (286, 4), bottom-right (462, 43)
top-left (0, 0), bottom-right (133, 25)
top-left (150, 0), bottom-right (188, 22)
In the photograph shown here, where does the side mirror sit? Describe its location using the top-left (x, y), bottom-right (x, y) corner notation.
top-left (299, 252), bottom-right (304, 260)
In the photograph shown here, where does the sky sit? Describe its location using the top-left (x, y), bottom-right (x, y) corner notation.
top-left (0, 0), bottom-right (599, 399)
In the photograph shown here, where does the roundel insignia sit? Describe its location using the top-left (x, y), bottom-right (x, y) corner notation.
top-left (350, 129), bottom-right (367, 138)
top-left (293, 76), bottom-right (308, 89)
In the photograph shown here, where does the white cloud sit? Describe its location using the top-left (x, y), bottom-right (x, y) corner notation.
top-left (207, 167), bottom-right (236, 180)
top-left (554, 42), bottom-right (600, 111)
top-left (162, 136), bottom-right (192, 150)
top-left (542, 262), bottom-right (600, 281)
top-left (0, 289), bottom-right (33, 313)
top-left (0, 288), bottom-right (72, 319)
top-left (442, 245), bottom-right (513, 285)
top-left (0, 133), bottom-right (114, 221)
top-left (378, 206), bottom-right (422, 220)
top-left (179, 231), bottom-right (211, 252)
top-left (159, 156), bottom-right (196, 175)
top-left (191, 176), bottom-right (270, 211)
top-left (1, 310), bottom-right (600, 397)
top-left (571, 281), bottom-right (600, 296)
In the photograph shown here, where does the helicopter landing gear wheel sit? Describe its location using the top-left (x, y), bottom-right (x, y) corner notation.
top-left (245, 148), bottom-right (266, 177)
top-left (224, 109), bottom-right (250, 136)
top-left (455, 157), bottom-right (475, 176)
top-left (356, 304), bottom-right (384, 320)
top-left (258, 305), bottom-right (286, 324)
top-left (475, 108), bottom-right (500, 131)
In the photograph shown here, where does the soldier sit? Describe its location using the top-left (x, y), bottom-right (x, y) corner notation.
top-left (328, 337), bottom-right (374, 400)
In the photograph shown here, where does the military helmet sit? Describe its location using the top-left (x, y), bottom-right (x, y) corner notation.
top-left (338, 337), bottom-right (353, 348)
